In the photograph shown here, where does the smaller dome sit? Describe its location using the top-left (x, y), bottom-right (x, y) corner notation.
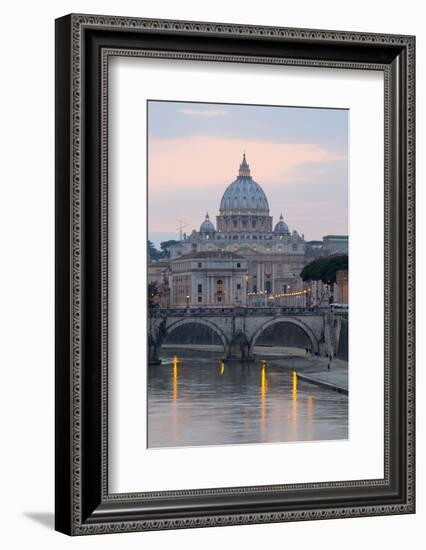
top-left (274, 213), bottom-right (289, 234)
top-left (200, 212), bottom-right (215, 233)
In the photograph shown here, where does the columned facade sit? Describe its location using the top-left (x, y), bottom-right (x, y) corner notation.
top-left (170, 251), bottom-right (248, 308)
top-left (165, 155), bottom-right (316, 306)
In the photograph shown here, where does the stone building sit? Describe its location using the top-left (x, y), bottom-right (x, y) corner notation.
top-left (170, 251), bottom-right (248, 307)
top-left (148, 154), bottom-right (348, 308)
top-left (323, 235), bottom-right (349, 254)
top-left (169, 155), bottom-right (308, 302)
top-left (335, 269), bottom-right (349, 304)
top-left (148, 259), bottom-right (171, 308)
top-left (147, 258), bottom-right (170, 285)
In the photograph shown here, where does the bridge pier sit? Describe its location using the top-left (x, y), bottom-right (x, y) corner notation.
top-left (148, 335), bottom-right (162, 365)
top-left (223, 331), bottom-right (254, 363)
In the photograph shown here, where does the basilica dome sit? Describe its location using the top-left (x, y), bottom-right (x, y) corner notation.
top-left (274, 213), bottom-right (289, 235)
top-left (200, 212), bottom-right (215, 233)
top-left (219, 154), bottom-right (269, 214)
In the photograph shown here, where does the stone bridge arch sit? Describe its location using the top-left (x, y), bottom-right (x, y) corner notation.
top-left (250, 316), bottom-right (319, 354)
top-left (161, 317), bottom-right (229, 351)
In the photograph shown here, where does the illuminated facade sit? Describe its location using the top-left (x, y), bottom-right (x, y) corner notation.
top-left (335, 269), bottom-right (349, 304)
top-left (170, 251), bottom-right (248, 307)
top-left (169, 155), bottom-right (308, 305)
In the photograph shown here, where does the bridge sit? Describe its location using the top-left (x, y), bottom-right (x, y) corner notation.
top-left (148, 306), bottom-right (348, 363)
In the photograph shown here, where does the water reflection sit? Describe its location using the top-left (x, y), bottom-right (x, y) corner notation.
top-left (307, 395), bottom-right (314, 441)
top-left (148, 352), bottom-right (348, 449)
top-left (172, 355), bottom-right (179, 402)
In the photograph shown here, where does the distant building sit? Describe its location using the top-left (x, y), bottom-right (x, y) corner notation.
top-left (147, 259), bottom-right (171, 308)
top-left (170, 251), bottom-right (247, 308)
top-left (149, 154), bottom-right (348, 308)
top-left (322, 235), bottom-right (348, 254)
top-left (168, 155), bottom-right (309, 301)
top-left (335, 270), bottom-right (349, 304)
top-left (147, 258), bottom-right (170, 285)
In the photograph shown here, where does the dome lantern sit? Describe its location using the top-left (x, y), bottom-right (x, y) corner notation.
top-left (238, 152), bottom-right (251, 177)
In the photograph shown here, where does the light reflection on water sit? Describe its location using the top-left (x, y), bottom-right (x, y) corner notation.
top-left (147, 353), bottom-right (348, 449)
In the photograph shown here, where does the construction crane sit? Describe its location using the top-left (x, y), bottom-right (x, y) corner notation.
top-left (176, 219), bottom-right (189, 241)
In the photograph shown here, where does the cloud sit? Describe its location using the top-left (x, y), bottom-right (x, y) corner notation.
top-left (147, 136), bottom-right (348, 239)
top-left (148, 135), bottom-right (345, 193)
top-left (177, 108), bottom-right (227, 117)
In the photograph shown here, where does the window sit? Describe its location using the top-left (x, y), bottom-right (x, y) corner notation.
top-left (217, 296), bottom-right (222, 303)
top-left (237, 283), bottom-right (241, 290)
top-left (197, 284), bottom-right (202, 293)
top-left (237, 263), bottom-right (241, 268)
top-left (265, 281), bottom-right (272, 294)
top-left (198, 262), bottom-right (202, 268)
top-left (198, 296), bottom-right (202, 303)
top-left (216, 280), bottom-right (224, 294)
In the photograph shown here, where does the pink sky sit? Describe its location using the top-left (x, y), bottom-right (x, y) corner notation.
top-left (148, 135), bottom-right (347, 241)
top-left (149, 135), bottom-right (343, 192)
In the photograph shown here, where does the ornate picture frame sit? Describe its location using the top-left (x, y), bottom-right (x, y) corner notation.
top-left (55, 14), bottom-right (415, 535)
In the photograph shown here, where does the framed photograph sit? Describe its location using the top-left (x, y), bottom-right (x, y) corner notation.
top-left (55, 14), bottom-right (415, 535)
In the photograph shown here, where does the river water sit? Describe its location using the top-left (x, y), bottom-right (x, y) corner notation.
top-left (147, 351), bottom-right (348, 448)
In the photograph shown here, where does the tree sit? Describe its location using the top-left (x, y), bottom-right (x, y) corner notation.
top-left (160, 240), bottom-right (179, 258)
top-left (301, 254), bottom-right (348, 284)
top-left (148, 281), bottom-right (159, 308)
top-left (148, 240), bottom-right (163, 261)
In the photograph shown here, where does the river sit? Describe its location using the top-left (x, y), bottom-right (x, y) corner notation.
top-left (147, 350), bottom-right (348, 448)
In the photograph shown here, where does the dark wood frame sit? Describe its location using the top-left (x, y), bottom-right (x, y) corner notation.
top-left (55, 13), bottom-right (415, 535)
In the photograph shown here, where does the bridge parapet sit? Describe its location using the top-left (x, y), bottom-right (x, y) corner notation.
top-left (149, 306), bottom-right (324, 318)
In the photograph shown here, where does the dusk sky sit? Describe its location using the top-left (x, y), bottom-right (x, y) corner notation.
top-left (148, 100), bottom-right (348, 247)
